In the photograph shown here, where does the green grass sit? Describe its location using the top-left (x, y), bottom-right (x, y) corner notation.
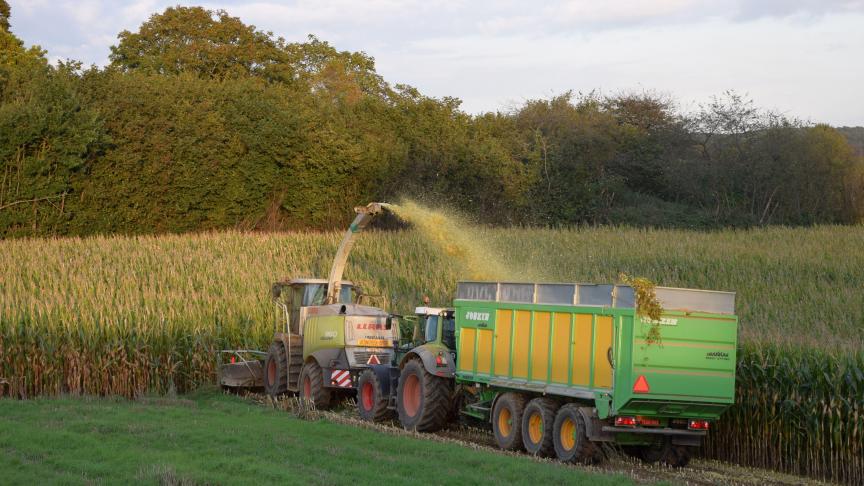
top-left (0, 390), bottom-right (632, 485)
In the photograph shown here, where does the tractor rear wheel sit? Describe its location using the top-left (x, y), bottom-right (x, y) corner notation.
top-left (552, 404), bottom-right (598, 464)
top-left (492, 392), bottom-right (526, 451)
top-left (521, 397), bottom-right (559, 457)
top-left (264, 342), bottom-right (288, 397)
top-left (299, 361), bottom-right (331, 409)
top-left (357, 369), bottom-right (392, 422)
top-left (396, 358), bottom-right (451, 432)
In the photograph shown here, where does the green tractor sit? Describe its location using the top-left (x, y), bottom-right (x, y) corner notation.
top-left (219, 203), bottom-right (400, 409)
top-left (356, 305), bottom-right (457, 429)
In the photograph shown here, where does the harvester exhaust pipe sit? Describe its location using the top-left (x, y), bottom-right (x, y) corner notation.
top-left (324, 202), bottom-right (390, 304)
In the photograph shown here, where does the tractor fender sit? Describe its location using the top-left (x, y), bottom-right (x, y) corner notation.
top-left (309, 348), bottom-right (349, 371)
top-left (398, 343), bottom-right (455, 378)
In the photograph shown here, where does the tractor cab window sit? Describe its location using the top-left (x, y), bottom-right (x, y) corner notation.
top-left (424, 315), bottom-right (439, 343)
top-left (442, 315), bottom-right (456, 350)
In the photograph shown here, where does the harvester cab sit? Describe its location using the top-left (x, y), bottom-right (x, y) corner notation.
top-left (218, 203), bottom-right (400, 410)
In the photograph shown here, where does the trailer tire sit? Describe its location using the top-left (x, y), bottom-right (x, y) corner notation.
top-left (357, 369), bottom-right (392, 422)
top-left (264, 342), bottom-right (288, 397)
top-left (299, 361), bottom-right (331, 409)
top-left (522, 398), bottom-right (559, 457)
top-left (492, 392), bottom-right (526, 451)
top-left (553, 403), bottom-right (597, 464)
top-left (664, 446), bottom-right (692, 468)
top-left (397, 358), bottom-right (451, 432)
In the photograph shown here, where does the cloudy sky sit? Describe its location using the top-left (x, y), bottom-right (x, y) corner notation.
top-left (7, 0), bottom-right (864, 125)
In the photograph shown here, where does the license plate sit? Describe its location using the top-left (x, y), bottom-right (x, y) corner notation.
top-left (358, 339), bottom-right (390, 347)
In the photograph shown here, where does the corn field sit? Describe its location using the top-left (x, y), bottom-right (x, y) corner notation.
top-left (1, 226), bottom-right (863, 482)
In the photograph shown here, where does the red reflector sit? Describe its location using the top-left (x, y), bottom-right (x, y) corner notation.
top-left (633, 375), bottom-right (650, 393)
top-left (230, 356), bottom-right (236, 364)
top-left (615, 416), bottom-right (637, 427)
top-left (688, 419), bottom-right (710, 430)
top-left (435, 355), bottom-right (443, 366)
top-left (637, 416), bottom-right (660, 426)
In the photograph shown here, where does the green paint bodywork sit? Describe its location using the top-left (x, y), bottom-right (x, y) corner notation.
top-left (453, 299), bottom-right (738, 423)
top-left (302, 315), bottom-right (346, 359)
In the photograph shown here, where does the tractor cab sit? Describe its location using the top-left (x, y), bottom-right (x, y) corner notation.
top-left (412, 307), bottom-right (456, 350)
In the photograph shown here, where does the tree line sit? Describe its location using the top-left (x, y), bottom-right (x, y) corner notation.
top-left (1, 4), bottom-right (862, 237)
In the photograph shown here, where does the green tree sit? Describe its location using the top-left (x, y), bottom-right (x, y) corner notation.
top-left (0, 0), bottom-right (10, 32)
top-left (109, 6), bottom-right (295, 83)
top-left (0, 28), bottom-right (102, 236)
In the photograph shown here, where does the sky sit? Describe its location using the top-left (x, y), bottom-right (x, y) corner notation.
top-left (6, 0), bottom-right (864, 126)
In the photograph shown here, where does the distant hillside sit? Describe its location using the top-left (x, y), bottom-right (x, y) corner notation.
top-left (839, 126), bottom-right (864, 156)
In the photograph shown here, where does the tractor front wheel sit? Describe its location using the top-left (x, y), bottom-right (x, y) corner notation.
top-left (357, 369), bottom-right (392, 422)
top-left (396, 358), bottom-right (451, 432)
top-left (299, 361), bottom-right (331, 409)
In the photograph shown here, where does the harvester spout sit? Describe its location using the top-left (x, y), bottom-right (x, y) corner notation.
top-left (324, 202), bottom-right (389, 304)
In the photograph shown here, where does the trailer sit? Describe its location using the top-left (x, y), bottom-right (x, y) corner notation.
top-left (359, 280), bottom-right (738, 466)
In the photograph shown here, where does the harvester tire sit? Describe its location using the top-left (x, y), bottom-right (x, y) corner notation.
top-left (357, 369), bottom-right (392, 422)
top-left (264, 342), bottom-right (288, 397)
top-left (521, 397), bottom-right (559, 457)
top-left (492, 392), bottom-right (526, 451)
top-left (552, 403), bottom-right (597, 464)
top-left (299, 361), bottom-right (331, 409)
top-left (396, 358), bottom-right (451, 432)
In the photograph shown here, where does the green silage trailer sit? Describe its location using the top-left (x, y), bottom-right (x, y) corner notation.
top-left (452, 281), bottom-right (738, 465)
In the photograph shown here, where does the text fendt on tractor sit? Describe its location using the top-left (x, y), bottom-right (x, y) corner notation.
top-left (218, 202), bottom-right (400, 409)
top-left (359, 281), bottom-right (738, 467)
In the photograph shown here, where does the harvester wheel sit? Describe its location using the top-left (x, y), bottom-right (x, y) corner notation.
top-left (521, 397), bottom-right (559, 457)
top-left (492, 392), bottom-right (526, 451)
top-left (264, 342), bottom-right (288, 397)
top-left (299, 361), bottom-right (331, 409)
top-left (357, 369), bottom-right (392, 422)
top-left (552, 404), bottom-right (597, 464)
top-left (396, 358), bottom-right (451, 432)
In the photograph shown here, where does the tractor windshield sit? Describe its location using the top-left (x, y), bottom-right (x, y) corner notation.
top-left (424, 315), bottom-right (439, 343)
top-left (442, 316), bottom-right (455, 350)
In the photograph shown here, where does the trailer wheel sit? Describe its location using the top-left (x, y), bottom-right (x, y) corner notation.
top-left (396, 358), bottom-right (451, 432)
top-left (264, 342), bottom-right (288, 397)
top-left (553, 404), bottom-right (597, 464)
top-left (638, 440), bottom-right (692, 467)
top-left (357, 369), bottom-right (392, 422)
top-left (521, 398), bottom-right (559, 457)
top-left (299, 361), bottom-right (331, 409)
top-left (492, 392), bottom-right (526, 451)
